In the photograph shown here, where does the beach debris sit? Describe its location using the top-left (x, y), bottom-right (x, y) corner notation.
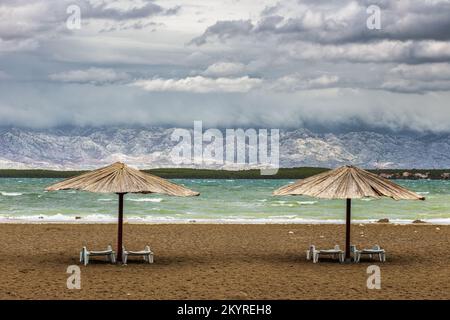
top-left (377, 218), bottom-right (389, 223)
top-left (436, 227), bottom-right (440, 231)
top-left (319, 235), bottom-right (324, 239)
top-left (412, 219), bottom-right (426, 224)
top-left (288, 231), bottom-right (294, 234)
top-left (359, 223), bottom-right (364, 227)
top-left (75, 216), bottom-right (81, 220)
top-left (189, 220), bottom-right (196, 223)
top-left (414, 230), bottom-right (418, 233)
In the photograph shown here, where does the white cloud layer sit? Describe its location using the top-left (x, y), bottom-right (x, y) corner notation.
top-left (49, 68), bottom-right (130, 84)
top-left (131, 76), bottom-right (262, 93)
top-left (203, 62), bottom-right (246, 77)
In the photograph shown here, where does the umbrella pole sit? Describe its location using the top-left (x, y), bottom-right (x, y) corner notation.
top-left (117, 193), bottom-right (125, 263)
top-left (345, 198), bottom-right (351, 261)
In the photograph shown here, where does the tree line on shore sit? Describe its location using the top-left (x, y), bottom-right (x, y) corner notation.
top-left (0, 167), bottom-right (449, 180)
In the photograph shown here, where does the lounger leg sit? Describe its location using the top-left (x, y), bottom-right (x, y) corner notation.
top-left (84, 251), bottom-right (89, 266)
top-left (111, 252), bottom-right (116, 264)
top-left (306, 250), bottom-right (311, 260)
top-left (313, 252), bottom-right (318, 263)
top-left (149, 253), bottom-right (154, 263)
top-left (123, 253), bottom-right (127, 265)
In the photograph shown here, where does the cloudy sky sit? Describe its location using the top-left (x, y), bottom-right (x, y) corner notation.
top-left (1, 0), bottom-right (450, 132)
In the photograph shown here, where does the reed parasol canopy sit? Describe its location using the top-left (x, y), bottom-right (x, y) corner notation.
top-left (46, 162), bottom-right (199, 262)
top-left (273, 165), bottom-right (424, 260)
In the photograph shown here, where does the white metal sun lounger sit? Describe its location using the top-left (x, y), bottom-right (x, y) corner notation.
top-left (122, 246), bottom-right (154, 264)
top-left (306, 245), bottom-right (344, 263)
top-left (80, 245), bottom-right (116, 266)
top-left (351, 245), bottom-right (386, 262)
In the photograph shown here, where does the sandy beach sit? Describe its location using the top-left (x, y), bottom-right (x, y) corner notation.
top-left (0, 223), bottom-right (449, 300)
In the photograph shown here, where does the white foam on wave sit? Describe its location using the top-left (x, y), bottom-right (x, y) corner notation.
top-left (98, 198), bottom-right (114, 202)
top-left (127, 198), bottom-right (163, 203)
top-left (2, 214), bottom-right (450, 225)
top-left (268, 215), bottom-right (298, 219)
top-left (2, 213), bottom-right (74, 221)
top-left (0, 213), bottom-right (117, 223)
top-left (1, 192), bottom-right (23, 196)
top-left (297, 201), bottom-right (317, 205)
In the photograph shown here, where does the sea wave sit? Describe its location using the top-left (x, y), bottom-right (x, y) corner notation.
top-left (270, 200), bottom-right (315, 207)
top-left (1, 192), bottom-right (23, 197)
top-left (268, 215), bottom-right (298, 219)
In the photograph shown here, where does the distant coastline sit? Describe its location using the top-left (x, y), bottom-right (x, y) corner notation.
top-left (0, 167), bottom-right (449, 180)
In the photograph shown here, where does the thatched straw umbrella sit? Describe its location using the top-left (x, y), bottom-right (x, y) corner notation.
top-left (46, 162), bottom-right (199, 262)
top-left (273, 165), bottom-right (424, 260)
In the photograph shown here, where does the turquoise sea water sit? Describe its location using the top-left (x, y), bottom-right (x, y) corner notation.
top-left (0, 178), bottom-right (449, 224)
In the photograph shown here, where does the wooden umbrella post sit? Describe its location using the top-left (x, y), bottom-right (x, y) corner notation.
top-left (117, 193), bottom-right (125, 263)
top-left (345, 198), bottom-right (352, 261)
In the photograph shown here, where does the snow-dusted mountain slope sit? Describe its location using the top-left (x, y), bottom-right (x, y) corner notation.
top-left (0, 127), bottom-right (449, 169)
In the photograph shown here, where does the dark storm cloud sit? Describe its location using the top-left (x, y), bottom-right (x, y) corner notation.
top-left (82, 0), bottom-right (163, 21)
top-left (190, 20), bottom-right (254, 45)
top-left (1, 0), bottom-right (450, 132)
top-left (191, 0), bottom-right (450, 45)
top-left (0, 0), bottom-right (178, 45)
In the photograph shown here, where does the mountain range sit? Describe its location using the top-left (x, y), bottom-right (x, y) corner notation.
top-left (0, 127), bottom-right (449, 169)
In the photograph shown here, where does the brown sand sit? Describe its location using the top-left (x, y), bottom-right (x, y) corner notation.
top-left (0, 223), bottom-right (449, 300)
